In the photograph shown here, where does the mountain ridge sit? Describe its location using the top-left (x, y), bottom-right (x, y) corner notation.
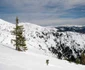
top-left (0, 19), bottom-right (85, 64)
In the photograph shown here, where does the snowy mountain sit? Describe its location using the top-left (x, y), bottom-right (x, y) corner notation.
top-left (0, 19), bottom-right (85, 70)
top-left (23, 23), bottom-right (85, 62)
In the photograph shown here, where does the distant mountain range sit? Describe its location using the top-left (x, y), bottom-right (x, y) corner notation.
top-left (55, 26), bottom-right (85, 33)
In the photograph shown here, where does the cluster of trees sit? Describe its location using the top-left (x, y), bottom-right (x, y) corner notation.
top-left (11, 17), bottom-right (27, 51)
top-left (75, 52), bottom-right (85, 65)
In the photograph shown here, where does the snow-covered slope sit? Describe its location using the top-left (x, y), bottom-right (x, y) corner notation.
top-left (21, 22), bottom-right (85, 62)
top-left (0, 19), bottom-right (85, 67)
top-left (0, 42), bottom-right (85, 70)
top-left (0, 19), bottom-right (14, 45)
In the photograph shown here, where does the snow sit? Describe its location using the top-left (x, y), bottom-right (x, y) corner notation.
top-left (0, 44), bottom-right (85, 70)
top-left (0, 19), bottom-right (85, 70)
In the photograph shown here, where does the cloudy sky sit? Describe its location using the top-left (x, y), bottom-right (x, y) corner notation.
top-left (0, 0), bottom-right (85, 26)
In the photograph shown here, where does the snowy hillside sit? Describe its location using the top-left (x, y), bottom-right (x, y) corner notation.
top-left (0, 19), bottom-right (85, 70)
top-left (0, 19), bottom-right (85, 60)
top-left (20, 22), bottom-right (85, 63)
top-left (0, 43), bottom-right (85, 70)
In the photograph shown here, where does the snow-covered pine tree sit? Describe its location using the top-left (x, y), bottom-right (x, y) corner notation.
top-left (11, 17), bottom-right (27, 51)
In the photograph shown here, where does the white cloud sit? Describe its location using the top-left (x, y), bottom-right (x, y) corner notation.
top-left (1, 0), bottom-right (85, 13)
top-left (3, 0), bottom-right (85, 10)
top-left (0, 0), bottom-right (85, 26)
top-left (63, 0), bottom-right (85, 9)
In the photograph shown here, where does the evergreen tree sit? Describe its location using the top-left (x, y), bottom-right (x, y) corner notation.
top-left (81, 52), bottom-right (85, 65)
top-left (11, 17), bottom-right (27, 51)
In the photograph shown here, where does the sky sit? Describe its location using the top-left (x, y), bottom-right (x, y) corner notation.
top-left (0, 0), bottom-right (85, 26)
